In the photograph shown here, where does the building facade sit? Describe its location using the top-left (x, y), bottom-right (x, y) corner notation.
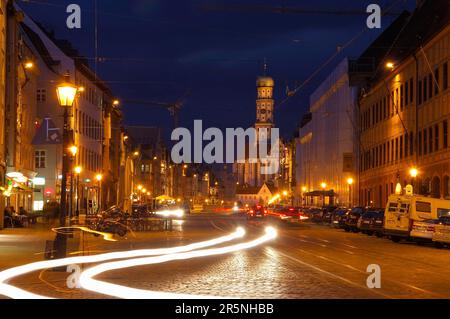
top-left (296, 59), bottom-right (359, 207)
top-left (359, 0), bottom-right (450, 207)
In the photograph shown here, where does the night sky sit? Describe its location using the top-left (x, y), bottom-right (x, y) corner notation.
top-left (19, 0), bottom-right (416, 141)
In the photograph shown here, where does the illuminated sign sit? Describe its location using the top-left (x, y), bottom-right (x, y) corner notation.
top-left (32, 177), bottom-right (46, 186)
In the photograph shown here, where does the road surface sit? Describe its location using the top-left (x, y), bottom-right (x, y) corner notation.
top-left (1, 213), bottom-right (450, 299)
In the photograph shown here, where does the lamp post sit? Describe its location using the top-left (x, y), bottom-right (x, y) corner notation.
top-left (301, 186), bottom-right (307, 206)
top-left (74, 166), bottom-right (82, 218)
top-left (321, 182), bottom-right (327, 207)
top-left (54, 72), bottom-right (78, 259)
top-left (69, 146), bottom-right (78, 223)
top-left (347, 178), bottom-right (354, 208)
top-left (96, 174), bottom-right (103, 213)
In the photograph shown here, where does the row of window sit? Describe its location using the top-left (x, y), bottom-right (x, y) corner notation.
top-left (77, 79), bottom-right (102, 107)
top-left (35, 147), bottom-right (101, 173)
top-left (361, 62), bottom-right (449, 132)
top-left (79, 146), bottom-right (102, 173)
top-left (75, 109), bottom-right (102, 141)
top-left (418, 62), bottom-right (448, 105)
top-left (361, 77), bottom-right (414, 131)
top-left (361, 120), bottom-right (449, 172)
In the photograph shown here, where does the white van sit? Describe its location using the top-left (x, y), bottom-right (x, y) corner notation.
top-left (384, 193), bottom-right (450, 243)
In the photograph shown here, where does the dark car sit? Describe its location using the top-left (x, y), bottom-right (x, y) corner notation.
top-left (344, 207), bottom-right (366, 233)
top-left (247, 205), bottom-right (267, 220)
top-left (321, 206), bottom-right (338, 224)
top-left (331, 209), bottom-right (350, 228)
top-left (369, 210), bottom-right (385, 237)
top-left (358, 210), bottom-right (383, 235)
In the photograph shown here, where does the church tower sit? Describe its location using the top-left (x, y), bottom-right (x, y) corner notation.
top-left (235, 65), bottom-right (278, 188)
top-left (255, 72), bottom-right (275, 130)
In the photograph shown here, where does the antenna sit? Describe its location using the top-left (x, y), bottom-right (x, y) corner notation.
top-left (263, 58), bottom-right (268, 76)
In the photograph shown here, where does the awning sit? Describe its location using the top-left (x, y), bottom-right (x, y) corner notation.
top-left (305, 190), bottom-right (336, 197)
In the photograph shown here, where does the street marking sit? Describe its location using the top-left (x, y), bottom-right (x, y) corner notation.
top-left (267, 250), bottom-right (393, 299)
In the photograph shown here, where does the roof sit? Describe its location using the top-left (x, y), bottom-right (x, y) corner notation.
top-left (20, 23), bottom-right (59, 71)
top-left (236, 186), bottom-right (260, 195)
top-left (352, 0), bottom-right (450, 85)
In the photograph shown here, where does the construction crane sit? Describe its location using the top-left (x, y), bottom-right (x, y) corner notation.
top-left (201, 4), bottom-right (402, 16)
top-left (123, 90), bottom-right (191, 130)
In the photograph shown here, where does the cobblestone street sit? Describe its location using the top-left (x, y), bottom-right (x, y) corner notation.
top-left (2, 213), bottom-right (450, 299)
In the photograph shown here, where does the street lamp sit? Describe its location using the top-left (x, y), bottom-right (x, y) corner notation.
top-left (320, 183), bottom-right (327, 207)
top-left (96, 174), bottom-right (103, 213)
top-left (347, 178), bottom-right (354, 208)
top-left (74, 166), bottom-right (82, 217)
top-left (54, 72), bottom-right (78, 259)
top-left (69, 145), bottom-right (78, 157)
top-left (409, 167), bottom-right (418, 193)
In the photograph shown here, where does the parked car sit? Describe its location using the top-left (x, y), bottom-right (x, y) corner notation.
top-left (247, 205), bottom-right (267, 220)
top-left (370, 210), bottom-right (385, 237)
top-left (433, 216), bottom-right (450, 248)
top-left (321, 206), bottom-right (338, 224)
top-left (358, 209), bottom-right (384, 235)
top-left (331, 209), bottom-right (350, 228)
top-left (307, 208), bottom-right (324, 222)
top-left (267, 206), bottom-right (309, 222)
top-left (344, 207), bottom-right (366, 233)
top-left (410, 219), bottom-right (439, 243)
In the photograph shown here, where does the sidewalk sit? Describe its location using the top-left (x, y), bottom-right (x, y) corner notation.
top-left (0, 223), bottom-right (59, 270)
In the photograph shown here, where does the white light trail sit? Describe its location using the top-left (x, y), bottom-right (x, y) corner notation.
top-left (154, 209), bottom-right (184, 218)
top-left (52, 226), bottom-right (117, 242)
top-left (79, 227), bottom-right (278, 299)
top-left (0, 227), bottom-right (246, 299)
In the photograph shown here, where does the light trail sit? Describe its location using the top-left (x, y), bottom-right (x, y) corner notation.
top-left (154, 209), bottom-right (184, 218)
top-left (52, 226), bottom-right (117, 242)
top-left (79, 227), bottom-right (278, 299)
top-left (0, 227), bottom-right (246, 299)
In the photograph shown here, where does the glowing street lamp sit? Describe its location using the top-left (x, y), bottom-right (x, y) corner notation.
top-left (347, 178), bottom-right (354, 207)
top-left (386, 62), bottom-right (395, 70)
top-left (409, 168), bottom-right (419, 178)
top-left (321, 182), bottom-right (327, 190)
top-left (54, 72), bottom-right (79, 258)
top-left (69, 145), bottom-right (78, 157)
top-left (56, 74), bottom-right (78, 108)
top-left (24, 61), bottom-right (34, 69)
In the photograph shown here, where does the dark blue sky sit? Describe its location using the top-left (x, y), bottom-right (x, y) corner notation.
top-left (19, 0), bottom-right (415, 140)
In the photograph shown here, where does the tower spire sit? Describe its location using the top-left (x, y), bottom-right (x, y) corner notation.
top-left (263, 58), bottom-right (268, 76)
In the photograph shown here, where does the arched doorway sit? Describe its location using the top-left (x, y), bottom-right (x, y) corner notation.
top-left (444, 176), bottom-right (450, 199)
top-left (421, 178), bottom-right (431, 196)
top-left (431, 176), bottom-right (441, 199)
